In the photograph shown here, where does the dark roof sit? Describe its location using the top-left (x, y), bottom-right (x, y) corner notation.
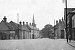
top-left (9, 21), bottom-right (30, 31)
top-left (0, 21), bottom-right (14, 30)
top-left (9, 21), bottom-right (19, 30)
top-left (5, 22), bottom-right (14, 30)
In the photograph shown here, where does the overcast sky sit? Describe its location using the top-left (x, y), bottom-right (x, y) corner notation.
top-left (0, 0), bottom-right (75, 30)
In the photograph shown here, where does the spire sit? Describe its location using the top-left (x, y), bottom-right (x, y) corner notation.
top-left (32, 14), bottom-right (36, 27)
top-left (33, 14), bottom-right (35, 24)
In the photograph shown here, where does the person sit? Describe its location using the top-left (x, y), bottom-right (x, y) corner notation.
top-left (68, 35), bottom-right (71, 42)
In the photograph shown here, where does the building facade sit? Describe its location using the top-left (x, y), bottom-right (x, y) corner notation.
top-left (54, 18), bottom-right (66, 39)
top-left (0, 16), bottom-right (15, 40)
top-left (67, 10), bottom-right (75, 40)
top-left (64, 8), bottom-right (75, 40)
top-left (9, 21), bottom-right (31, 39)
top-left (72, 13), bottom-right (75, 40)
top-left (0, 16), bottom-right (33, 40)
top-left (26, 15), bottom-right (39, 39)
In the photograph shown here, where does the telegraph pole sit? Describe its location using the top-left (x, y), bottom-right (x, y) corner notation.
top-left (65, 0), bottom-right (68, 43)
top-left (63, 0), bottom-right (68, 43)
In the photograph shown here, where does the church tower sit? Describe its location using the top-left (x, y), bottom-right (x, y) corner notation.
top-left (32, 14), bottom-right (36, 27)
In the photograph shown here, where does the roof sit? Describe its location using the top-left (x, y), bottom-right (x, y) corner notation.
top-left (5, 22), bottom-right (14, 30)
top-left (0, 21), bottom-right (14, 31)
top-left (27, 25), bottom-right (39, 31)
top-left (22, 25), bottom-right (30, 31)
top-left (9, 21), bottom-right (19, 30)
top-left (9, 21), bottom-right (30, 31)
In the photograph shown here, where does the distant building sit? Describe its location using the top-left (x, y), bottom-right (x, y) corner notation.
top-left (0, 16), bottom-right (15, 40)
top-left (0, 16), bottom-right (35, 40)
top-left (9, 21), bottom-right (31, 39)
top-left (22, 21), bottom-right (31, 39)
top-left (54, 17), bottom-right (65, 39)
top-left (26, 14), bottom-right (39, 39)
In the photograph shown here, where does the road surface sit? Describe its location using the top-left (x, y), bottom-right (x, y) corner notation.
top-left (0, 38), bottom-right (75, 50)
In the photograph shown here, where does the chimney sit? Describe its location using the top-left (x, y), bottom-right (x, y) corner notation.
top-left (62, 17), bottom-right (63, 21)
top-left (3, 16), bottom-right (7, 22)
top-left (56, 20), bottom-right (58, 24)
top-left (19, 21), bottom-right (21, 25)
top-left (26, 22), bottom-right (28, 25)
top-left (29, 23), bottom-right (31, 25)
top-left (59, 19), bottom-right (61, 23)
top-left (23, 21), bottom-right (25, 25)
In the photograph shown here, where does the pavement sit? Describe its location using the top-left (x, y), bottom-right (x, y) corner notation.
top-left (68, 40), bottom-right (75, 48)
top-left (0, 39), bottom-right (75, 50)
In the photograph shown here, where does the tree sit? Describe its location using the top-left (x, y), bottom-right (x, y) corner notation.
top-left (40, 24), bottom-right (53, 38)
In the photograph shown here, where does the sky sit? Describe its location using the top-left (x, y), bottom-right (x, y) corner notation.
top-left (0, 0), bottom-right (75, 30)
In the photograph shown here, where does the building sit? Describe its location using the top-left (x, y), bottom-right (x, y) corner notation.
top-left (0, 16), bottom-right (15, 40)
top-left (64, 8), bottom-right (75, 40)
top-left (26, 23), bottom-right (39, 39)
top-left (26, 14), bottom-right (39, 39)
top-left (66, 9), bottom-right (75, 40)
top-left (0, 16), bottom-right (32, 40)
top-left (9, 21), bottom-right (31, 39)
top-left (0, 14), bottom-right (39, 40)
top-left (72, 11), bottom-right (75, 40)
top-left (22, 21), bottom-right (31, 39)
top-left (54, 17), bottom-right (65, 39)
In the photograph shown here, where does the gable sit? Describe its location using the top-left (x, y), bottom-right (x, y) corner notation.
top-left (0, 22), bottom-right (9, 30)
top-left (9, 21), bottom-right (19, 29)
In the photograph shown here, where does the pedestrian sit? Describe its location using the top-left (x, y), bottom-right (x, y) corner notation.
top-left (68, 35), bottom-right (71, 42)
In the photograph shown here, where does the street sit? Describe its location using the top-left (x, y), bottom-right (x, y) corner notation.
top-left (0, 38), bottom-right (75, 50)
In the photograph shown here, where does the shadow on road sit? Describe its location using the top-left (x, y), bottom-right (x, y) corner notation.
top-left (68, 43), bottom-right (75, 48)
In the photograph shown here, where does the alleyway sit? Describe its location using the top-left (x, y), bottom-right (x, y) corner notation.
top-left (0, 38), bottom-right (75, 50)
